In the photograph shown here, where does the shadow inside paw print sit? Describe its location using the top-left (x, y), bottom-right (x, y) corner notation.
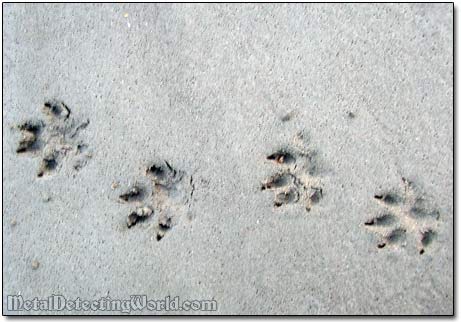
top-left (261, 132), bottom-right (324, 212)
top-left (119, 185), bottom-right (146, 202)
top-left (119, 160), bottom-right (193, 241)
top-left (127, 205), bottom-right (154, 228)
top-left (118, 184), bottom-right (153, 228)
top-left (15, 100), bottom-right (91, 178)
top-left (364, 177), bottom-right (440, 254)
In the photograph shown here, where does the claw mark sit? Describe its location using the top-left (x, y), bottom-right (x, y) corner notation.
top-left (156, 215), bottom-right (173, 241)
top-left (374, 192), bottom-right (402, 205)
top-left (16, 121), bottom-right (43, 153)
top-left (266, 151), bottom-right (296, 165)
top-left (419, 229), bottom-right (436, 254)
top-left (383, 228), bottom-right (407, 246)
top-left (146, 161), bottom-right (181, 187)
top-left (274, 187), bottom-right (299, 207)
top-left (364, 213), bottom-right (396, 227)
top-left (37, 151), bottom-right (58, 177)
top-left (119, 186), bottom-right (145, 202)
top-left (127, 206), bottom-right (153, 228)
top-left (261, 173), bottom-right (296, 191)
top-left (43, 100), bottom-right (71, 120)
top-left (190, 176), bottom-right (195, 199)
top-left (70, 119), bottom-right (90, 138)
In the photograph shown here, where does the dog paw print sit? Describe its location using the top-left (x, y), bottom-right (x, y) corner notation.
top-left (261, 132), bottom-right (323, 212)
top-left (364, 177), bottom-right (440, 254)
top-left (118, 160), bottom-right (193, 241)
top-left (15, 100), bottom-right (91, 177)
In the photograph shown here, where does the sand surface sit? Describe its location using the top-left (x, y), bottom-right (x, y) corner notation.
top-left (2, 3), bottom-right (453, 315)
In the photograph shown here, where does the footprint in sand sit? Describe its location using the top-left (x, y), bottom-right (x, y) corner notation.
top-left (118, 160), bottom-right (194, 241)
top-left (15, 99), bottom-right (91, 178)
top-left (364, 177), bottom-right (440, 254)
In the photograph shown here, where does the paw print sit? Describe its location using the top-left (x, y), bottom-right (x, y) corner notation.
top-left (364, 177), bottom-right (440, 254)
top-left (261, 132), bottom-right (323, 212)
top-left (118, 160), bottom-right (193, 241)
top-left (15, 100), bottom-right (91, 177)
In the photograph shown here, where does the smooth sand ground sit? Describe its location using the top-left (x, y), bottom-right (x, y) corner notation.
top-left (2, 4), bottom-right (453, 315)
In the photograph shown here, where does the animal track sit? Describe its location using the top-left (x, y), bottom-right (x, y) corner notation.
top-left (261, 132), bottom-right (323, 212)
top-left (15, 100), bottom-right (91, 177)
top-left (119, 161), bottom-right (193, 241)
top-left (364, 177), bottom-right (440, 254)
